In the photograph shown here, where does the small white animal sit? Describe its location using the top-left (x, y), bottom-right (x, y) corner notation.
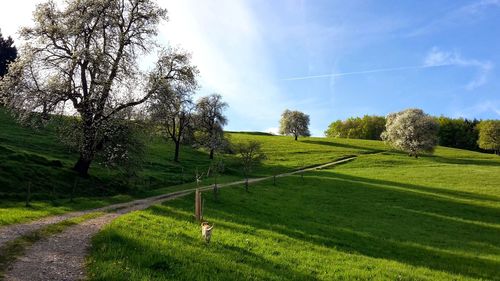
top-left (201, 222), bottom-right (214, 243)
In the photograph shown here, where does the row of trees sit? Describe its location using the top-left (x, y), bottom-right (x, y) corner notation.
top-left (149, 92), bottom-right (228, 162)
top-left (325, 115), bottom-right (385, 140)
top-left (0, 0), bottom-right (233, 176)
top-left (325, 113), bottom-right (499, 154)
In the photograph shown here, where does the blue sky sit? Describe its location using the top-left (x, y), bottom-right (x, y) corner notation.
top-left (1, 0), bottom-right (499, 136)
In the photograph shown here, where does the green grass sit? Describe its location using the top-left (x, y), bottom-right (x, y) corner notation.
top-left (0, 107), bottom-right (387, 226)
top-left (87, 149), bottom-right (500, 281)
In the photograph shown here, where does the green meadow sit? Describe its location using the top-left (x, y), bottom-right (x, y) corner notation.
top-left (1, 108), bottom-right (500, 280)
top-left (0, 109), bottom-right (383, 226)
top-left (87, 147), bottom-right (500, 280)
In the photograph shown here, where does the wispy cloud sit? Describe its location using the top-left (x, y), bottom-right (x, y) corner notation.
top-left (282, 64), bottom-right (450, 81)
top-left (408, 0), bottom-right (500, 36)
top-left (452, 100), bottom-right (500, 118)
top-left (424, 47), bottom-right (493, 90)
top-left (284, 48), bottom-right (493, 92)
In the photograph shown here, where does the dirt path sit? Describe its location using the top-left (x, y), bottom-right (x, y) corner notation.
top-left (1, 156), bottom-right (356, 281)
top-left (0, 189), bottom-right (194, 249)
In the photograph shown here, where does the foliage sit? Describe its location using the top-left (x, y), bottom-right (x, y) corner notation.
top-left (0, 107), bottom-right (393, 225)
top-left (382, 108), bottom-right (439, 158)
top-left (195, 93), bottom-right (228, 159)
top-left (477, 120), bottom-right (500, 155)
top-left (234, 140), bottom-right (265, 191)
top-left (0, 30), bottom-right (17, 78)
top-left (54, 116), bottom-right (146, 178)
top-left (0, 0), bottom-right (198, 175)
top-left (279, 109), bottom-right (310, 140)
top-left (147, 62), bottom-right (197, 162)
top-left (437, 117), bottom-right (479, 151)
top-left (325, 115), bottom-right (385, 140)
top-left (88, 149), bottom-right (500, 281)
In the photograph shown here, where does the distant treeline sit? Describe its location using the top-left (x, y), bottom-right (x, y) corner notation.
top-left (325, 115), bottom-right (487, 152)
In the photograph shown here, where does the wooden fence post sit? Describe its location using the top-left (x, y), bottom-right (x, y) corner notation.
top-left (195, 189), bottom-right (202, 221)
top-left (213, 183), bottom-right (218, 201)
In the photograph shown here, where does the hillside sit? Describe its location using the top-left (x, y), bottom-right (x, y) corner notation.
top-left (1, 108), bottom-right (499, 280)
top-left (88, 147), bottom-right (500, 280)
top-left (0, 108), bottom-right (384, 226)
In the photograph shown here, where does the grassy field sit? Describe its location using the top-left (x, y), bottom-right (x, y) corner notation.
top-left (87, 147), bottom-right (500, 281)
top-left (2, 107), bottom-right (500, 279)
top-left (0, 108), bottom-right (385, 226)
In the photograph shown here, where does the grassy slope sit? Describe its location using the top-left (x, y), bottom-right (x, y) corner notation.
top-left (0, 109), bottom-right (384, 226)
top-left (87, 147), bottom-right (500, 281)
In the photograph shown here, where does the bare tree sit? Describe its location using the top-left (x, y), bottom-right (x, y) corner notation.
top-left (0, 0), bottom-right (197, 175)
top-left (148, 79), bottom-right (196, 162)
top-left (381, 108), bottom-right (439, 158)
top-left (236, 140), bottom-right (265, 192)
top-left (279, 109), bottom-right (310, 140)
top-left (195, 93), bottom-right (228, 159)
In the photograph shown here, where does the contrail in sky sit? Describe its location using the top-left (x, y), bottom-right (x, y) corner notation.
top-left (282, 64), bottom-right (452, 81)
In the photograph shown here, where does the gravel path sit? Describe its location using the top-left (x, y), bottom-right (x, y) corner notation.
top-left (1, 156), bottom-right (356, 281)
top-left (0, 190), bottom-right (193, 249)
top-left (2, 190), bottom-right (191, 281)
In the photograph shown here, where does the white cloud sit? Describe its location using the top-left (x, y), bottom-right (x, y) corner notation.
top-left (265, 127), bottom-right (280, 135)
top-left (452, 100), bottom-right (500, 118)
top-left (424, 47), bottom-right (493, 90)
top-left (0, 0), bottom-right (289, 132)
top-left (158, 0), bottom-right (287, 131)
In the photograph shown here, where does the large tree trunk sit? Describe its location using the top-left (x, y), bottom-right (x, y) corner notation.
top-left (209, 149), bottom-right (214, 160)
top-left (294, 135), bottom-right (298, 141)
top-left (73, 121), bottom-right (96, 176)
top-left (174, 141), bottom-right (181, 162)
top-left (73, 156), bottom-right (92, 175)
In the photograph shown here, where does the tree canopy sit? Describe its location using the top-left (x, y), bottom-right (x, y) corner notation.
top-left (0, 0), bottom-right (197, 175)
top-left (195, 93), bottom-right (228, 159)
top-left (147, 69), bottom-right (197, 162)
top-left (437, 117), bottom-right (479, 151)
top-left (381, 108), bottom-right (439, 158)
top-left (279, 109), bottom-right (310, 140)
top-left (477, 120), bottom-right (500, 155)
top-left (325, 115), bottom-right (385, 140)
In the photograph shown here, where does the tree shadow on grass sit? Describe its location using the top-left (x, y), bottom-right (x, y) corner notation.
top-left (426, 155), bottom-right (500, 167)
top-left (178, 172), bottom-right (500, 280)
top-left (300, 139), bottom-right (385, 153)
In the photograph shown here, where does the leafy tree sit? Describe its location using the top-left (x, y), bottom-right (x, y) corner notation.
top-left (56, 115), bottom-right (146, 180)
top-left (195, 93), bottom-right (228, 159)
top-left (0, 30), bottom-right (17, 78)
top-left (0, 0), bottom-right (197, 175)
top-left (381, 108), bottom-right (439, 158)
top-left (235, 140), bottom-right (265, 192)
top-left (325, 115), bottom-right (385, 140)
top-left (279, 109), bottom-right (310, 140)
top-left (148, 77), bottom-right (197, 162)
top-left (437, 117), bottom-right (479, 151)
top-left (477, 120), bottom-right (500, 155)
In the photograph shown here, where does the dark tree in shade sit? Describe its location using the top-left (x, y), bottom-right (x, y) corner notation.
top-left (0, 30), bottom-right (17, 77)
